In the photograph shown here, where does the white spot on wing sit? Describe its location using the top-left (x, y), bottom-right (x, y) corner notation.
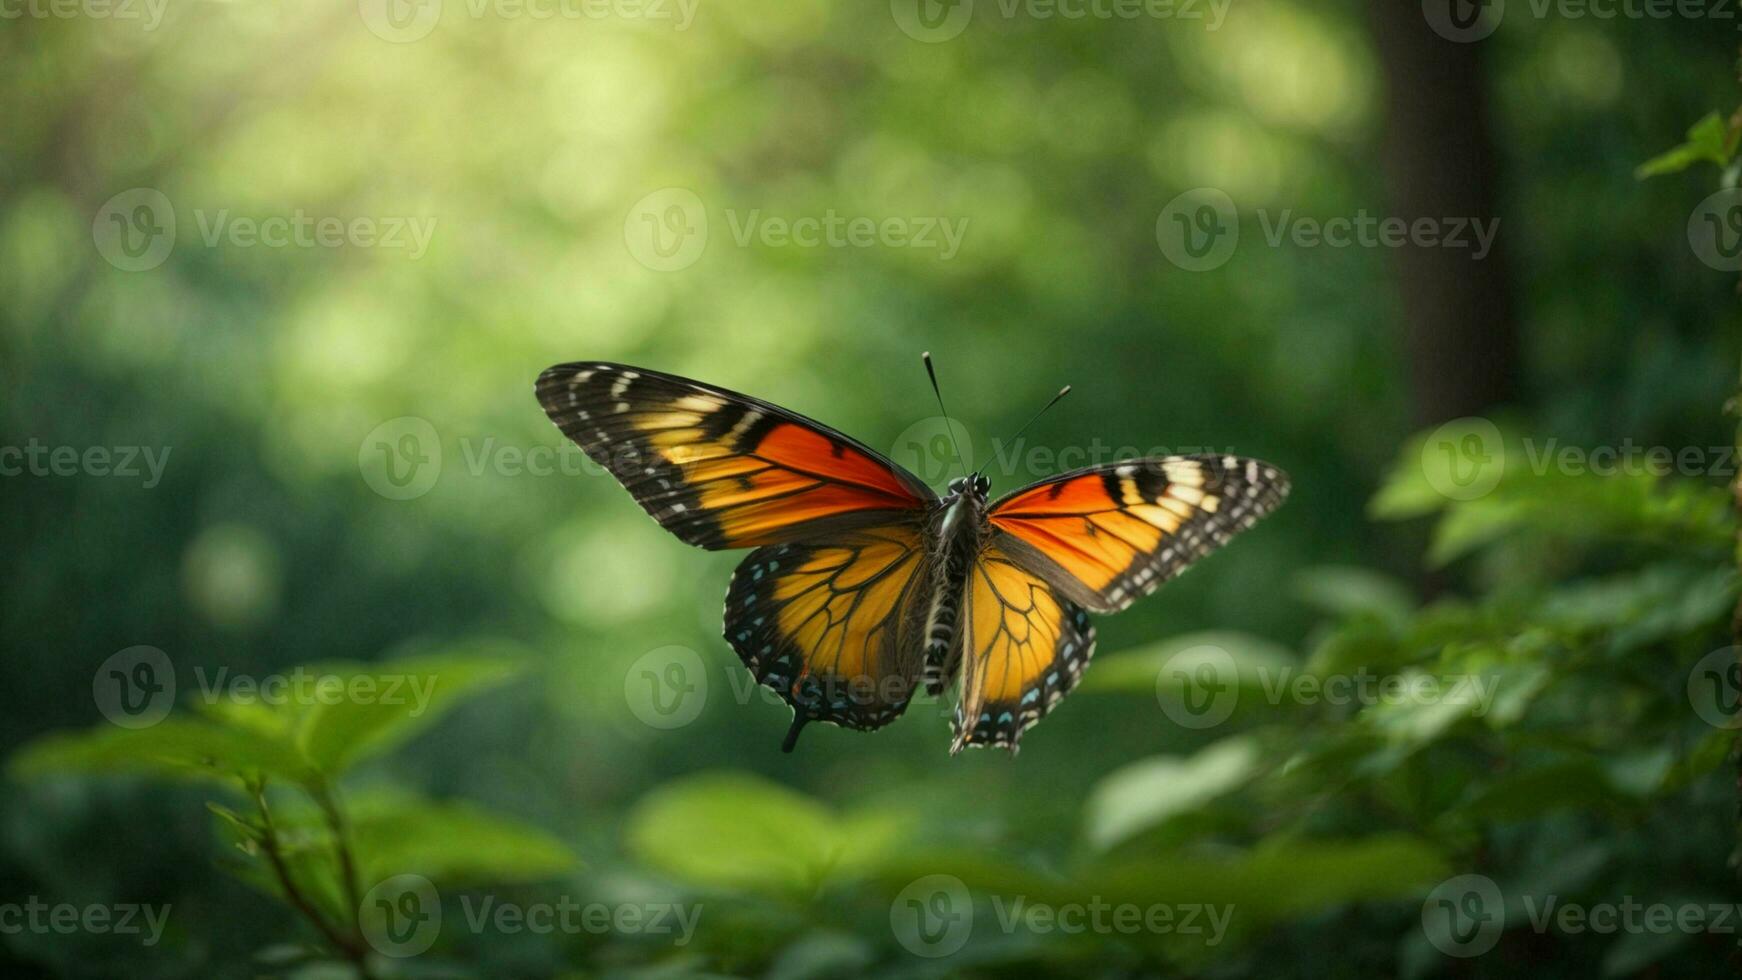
top-left (729, 409), bottom-right (764, 441)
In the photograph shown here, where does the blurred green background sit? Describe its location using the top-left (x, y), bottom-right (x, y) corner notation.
top-left (4, 1), bottom-right (1742, 977)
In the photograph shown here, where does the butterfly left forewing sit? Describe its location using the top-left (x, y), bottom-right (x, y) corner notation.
top-left (986, 455), bottom-right (1289, 613)
top-left (537, 362), bottom-right (934, 550)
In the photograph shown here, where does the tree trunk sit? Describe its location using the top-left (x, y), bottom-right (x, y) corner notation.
top-left (1366, 0), bottom-right (1521, 426)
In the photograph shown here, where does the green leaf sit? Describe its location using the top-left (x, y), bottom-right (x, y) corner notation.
top-left (625, 772), bottom-right (910, 897)
top-left (1635, 112), bottom-right (1738, 178)
top-left (207, 801), bottom-right (264, 842)
top-left (9, 717), bottom-right (313, 785)
top-left (1454, 760), bottom-right (1624, 820)
top-left (294, 646), bottom-right (529, 776)
top-left (1371, 425), bottom-right (1732, 565)
top-left (1084, 736), bottom-right (1262, 849)
top-left (212, 789), bottom-right (575, 922)
top-left (1659, 729), bottom-right (1733, 792)
top-left (1601, 915), bottom-right (1694, 975)
top-left (350, 795), bottom-right (577, 887)
top-left (1079, 630), bottom-right (1298, 696)
top-left (1370, 419), bottom-right (1509, 521)
top-left (1291, 566), bottom-right (1415, 628)
top-left (883, 835), bottom-right (1447, 925)
top-left (1084, 834), bottom-right (1448, 919)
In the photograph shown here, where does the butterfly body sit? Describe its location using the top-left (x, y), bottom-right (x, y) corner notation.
top-left (537, 361), bottom-right (1289, 755)
top-left (918, 475), bottom-right (990, 696)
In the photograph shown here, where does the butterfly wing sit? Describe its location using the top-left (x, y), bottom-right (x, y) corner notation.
top-left (724, 524), bottom-right (932, 750)
top-left (985, 455), bottom-right (1289, 613)
top-left (948, 455), bottom-right (1287, 752)
top-left (950, 544), bottom-right (1095, 753)
top-left (537, 362), bottom-right (935, 549)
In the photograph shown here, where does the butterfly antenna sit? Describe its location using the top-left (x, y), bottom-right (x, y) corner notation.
top-left (975, 385), bottom-right (1071, 473)
top-left (921, 352), bottom-right (970, 478)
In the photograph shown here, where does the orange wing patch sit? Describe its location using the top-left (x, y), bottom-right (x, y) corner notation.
top-left (726, 525), bottom-right (931, 748)
top-left (988, 456), bottom-right (1288, 613)
top-left (537, 363), bottom-right (933, 550)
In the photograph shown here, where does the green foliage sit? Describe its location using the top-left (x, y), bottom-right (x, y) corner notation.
top-left (1083, 736), bottom-right (1262, 849)
top-left (13, 649), bottom-right (528, 788)
top-left (9, 441), bottom-right (1739, 976)
top-left (1636, 111), bottom-right (1741, 178)
top-left (595, 441), bottom-right (1737, 973)
top-left (292, 649), bottom-right (528, 775)
top-left (626, 773), bottom-right (911, 898)
top-left (3, 13), bottom-right (1739, 976)
top-left (9, 650), bottom-right (573, 976)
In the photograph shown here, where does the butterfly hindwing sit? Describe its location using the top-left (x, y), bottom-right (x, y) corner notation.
top-left (987, 455), bottom-right (1289, 614)
top-left (950, 544), bottom-right (1095, 753)
top-left (725, 524), bottom-right (932, 749)
top-left (537, 362), bottom-right (934, 550)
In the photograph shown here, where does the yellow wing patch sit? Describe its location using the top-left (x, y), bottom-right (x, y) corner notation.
top-left (726, 526), bottom-right (930, 745)
top-left (952, 546), bottom-right (1095, 754)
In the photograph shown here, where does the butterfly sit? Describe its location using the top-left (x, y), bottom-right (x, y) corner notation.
top-left (535, 358), bottom-right (1288, 754)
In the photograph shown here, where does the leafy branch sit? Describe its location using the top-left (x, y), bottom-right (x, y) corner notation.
top-left (8, 647), bottom-right (576, 976)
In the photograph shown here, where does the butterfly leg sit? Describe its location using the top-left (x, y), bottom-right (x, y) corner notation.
top-left (781, 713), bottom-right (809, 753)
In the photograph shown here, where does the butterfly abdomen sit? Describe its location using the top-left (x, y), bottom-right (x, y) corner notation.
top-left (919, 490), bottom-right (984, 694)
